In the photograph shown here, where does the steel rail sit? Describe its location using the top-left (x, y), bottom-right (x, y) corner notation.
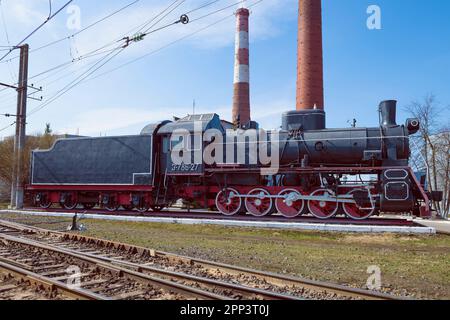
top-left (67, 252), bottom-right (302, 300)
top-left (0, 231), bottom-right (229, 300)
top-left (167, 255), bottom-right (403, 300)
top-left (0, 220), bottom-right (404, 300)
top-left (0, 260), bottom-right (108, 300)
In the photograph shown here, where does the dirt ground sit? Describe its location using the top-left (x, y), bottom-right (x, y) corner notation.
top-left (0, 212), bottom-right (449, 299)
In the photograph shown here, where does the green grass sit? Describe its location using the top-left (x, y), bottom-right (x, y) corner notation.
top-left (0, 213), bottom-right (449, 299)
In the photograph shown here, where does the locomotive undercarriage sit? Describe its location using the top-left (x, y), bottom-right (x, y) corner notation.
top-left (175, 173), bottom-right (380, 220)
top-left (171, 165), bottom-right (430, 220)
top-left (27, 165), bottom-right (431, 221)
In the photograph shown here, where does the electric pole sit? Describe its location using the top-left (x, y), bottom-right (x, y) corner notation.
top-left (10, 44), bottom-right (29, 209)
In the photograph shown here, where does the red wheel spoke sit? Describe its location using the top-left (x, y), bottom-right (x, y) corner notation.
top-left (343, 189), bottom-right (375, 220)
top-left (276, 189), bottom-right (305, 218)
top-left (216, 188), bottom-right (241, 216)
top-left (245, 188), bottom-right (273, 217)
top-left (307, 189), bottom-right (338, 219)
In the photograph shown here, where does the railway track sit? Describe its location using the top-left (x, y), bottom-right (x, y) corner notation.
top-left (0, 259), bottom-right (106, 300)
top-left (0, 219), bottom-right (403, 300)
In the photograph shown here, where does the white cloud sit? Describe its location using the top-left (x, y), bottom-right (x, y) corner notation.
top-left (8, 0), bottom-right (48, 26)
top-left (58, 95), bottom-right (293, 136)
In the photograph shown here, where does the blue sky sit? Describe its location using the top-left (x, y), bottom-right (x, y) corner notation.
top-left (0, 0), bottom-right (449, 139)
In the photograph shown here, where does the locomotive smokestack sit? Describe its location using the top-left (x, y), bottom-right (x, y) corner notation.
top-left (232, 7), bottom-right (251, 128)
top-left (379, 100), bottom-right (398, 126)
top-left (296, 0), bottom-right (324, 111)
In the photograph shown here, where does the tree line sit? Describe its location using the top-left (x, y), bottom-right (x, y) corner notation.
top-left (0, 124), bottom-right (56, 202)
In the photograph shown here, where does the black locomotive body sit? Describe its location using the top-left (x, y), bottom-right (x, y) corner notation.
top-left (27, 100), bottom-right (434, 220)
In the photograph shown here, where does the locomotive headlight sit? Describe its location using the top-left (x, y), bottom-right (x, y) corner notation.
top-left (406, 118), bottom-right (420, 135)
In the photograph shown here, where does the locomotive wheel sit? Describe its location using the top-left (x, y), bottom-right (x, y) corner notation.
top-left (215, 188), bottom-right (242, 216)
top-left (105, 203), bottom-right (119, 212)
top-left (35, 193), bottom-right (52, 209)
top-left (307, 189), bottom-right (339, 220)
top-left (122, 205), bottom-right (133, 211)
top-left (275, 189), bottom-right (305, 218)
top-left (150, 206), bottom-right (165, 212)
top-left (60, 193), bottom-right (78, 210)
top-left (39, 199), bottom-right (52, 209)
top-left (135, 203), bottom-right (150, 213)
top-left (60, 199), bottom-right (78, 210)
top-left (343, 189), bottom-right (375, 220)
top-left (82, 203), bottom-right (96, 210)
top-left (245, 188), bottom-right (273, 217)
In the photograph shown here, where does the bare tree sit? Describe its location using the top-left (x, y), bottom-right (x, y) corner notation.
top-left (406, 94), bottom-right (450, 218)
top-left (0, 126), bottom-right (57, 202)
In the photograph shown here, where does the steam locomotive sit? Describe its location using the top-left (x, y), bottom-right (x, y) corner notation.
top-left (27, 99), bottom-right (436, 220)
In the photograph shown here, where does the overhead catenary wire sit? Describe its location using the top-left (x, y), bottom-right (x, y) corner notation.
top-left (0, 0), bottom-right (17, 82)
top-left (27, 0), bottom-right (265, 118)
top-left (27, 0), bottom-right (191, 118)
top-left (0, 0), bottom-right (74, 62)
top-left (0, 1), bottom-right (185, 111)
top-left (190, 0), bottom-right (248, 22)
top-left (90, 14), bottom-right (237, 82)
top-left (90, 0), bottom-right (264, 82)
top-left (29, 0), bottom-right (142, 55)
top-left (48, 0), bottom-right (52, 19)
top-left (0, 0), bottom-right (142, 68)
top-left (185, 0), bottom-right (222, 14)
top-left (1, 0), bottom-right (186, 134)
top-left (28, 47), bottom-right (126, 117)
top-left (0, 0), bottom-right (11, 46)
top-left (0, 0), bottom-right (178, 65)
top-left (0, 121), bottom-right (15, 133)
top-left (0, 0), bottom-right (154, 98)
top-left (0, 0), bottom-right (222, 87)
top-left (5, 0), bottom-right (265, 125)
top-left (0, 0), bottom-right (184, 86)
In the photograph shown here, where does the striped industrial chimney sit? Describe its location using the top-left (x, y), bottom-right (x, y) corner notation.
top-left (296, 0), bottom-right (324, 110)
top-left (232, 7), bottom-right (251, 128)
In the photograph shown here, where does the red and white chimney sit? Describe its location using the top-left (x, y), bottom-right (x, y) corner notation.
top-left (232, 7), bottom-right (251, 128)
top-left (297, 0), bottom-right (324, 111)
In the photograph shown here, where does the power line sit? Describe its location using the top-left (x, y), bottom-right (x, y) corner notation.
top-left (0, 0), bottom-right (11, 45)
top-left (90, 14), bottom-right (237, 82)
top-left (28, 47), bottom-right (125, 117)
top-left (90, 0), bottom-right (264, 82)
top-left (0, 0), bottom-right (172, 65)
top-left (30, 0), bottom-right (142, 54)
top-left (0, 0), bottom-right (238, 98)
top-left (2, 0), bottom-right (183, 84)
top-left (0, 0), bottom-right (74, 62)
top-left (31, 0), bottom-right (263, 114)
top-left (190, 0), bottom-right (248, 22)
top-left (27, 0), bottom-right (190, 118)
top-left (2, 0), bottom-right (266, 134)
top-left (142, 0), bottom-right (187, 34)
top-left (0, 0), bottom-right (17, 82)
top-left (0, 121), bottom-right (15, 133)
top-left (0, 0), bottom-right (185, 104)
top-left (186, 0), bottom-right (222, 14)
top-left (48, 0), bottom-right (52, 18)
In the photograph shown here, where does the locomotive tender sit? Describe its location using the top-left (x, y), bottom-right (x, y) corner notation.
top-left (27, 100), bottom-right (434, 220)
